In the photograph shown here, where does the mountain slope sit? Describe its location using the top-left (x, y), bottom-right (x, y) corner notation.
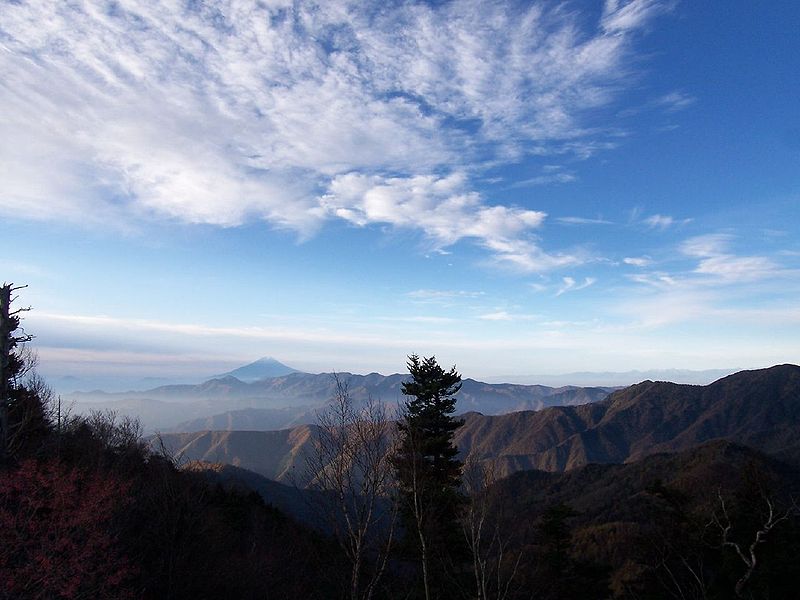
top-left (164, 426), bottom-right (318, 484)
top-left (459, 364), bottom-right (800, 474)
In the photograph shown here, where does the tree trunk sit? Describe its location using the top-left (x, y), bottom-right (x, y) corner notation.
top-left (0, 284), bottom-right (12, 460)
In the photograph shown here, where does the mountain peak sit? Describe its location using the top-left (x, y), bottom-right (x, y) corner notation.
top-left (212, 357), bottom-right (299, 383)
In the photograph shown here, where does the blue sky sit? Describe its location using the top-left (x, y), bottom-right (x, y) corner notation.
top-left (1, 0), bottom-right (798, 383)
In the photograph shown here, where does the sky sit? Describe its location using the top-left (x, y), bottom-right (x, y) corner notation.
top-left (1, 0), bottom-right (799, 384)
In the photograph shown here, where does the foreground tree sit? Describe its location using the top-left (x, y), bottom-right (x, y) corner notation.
top-left (306, 374), bottom-right (397, 600)
top-left (0, 283), bottom-right (36, 462)
top-left (461, 459), bottom-right (523, 600)
top-left (0, 283), bottom-right (44, 464)
top-left (392, 355), bottom-right (465, 600)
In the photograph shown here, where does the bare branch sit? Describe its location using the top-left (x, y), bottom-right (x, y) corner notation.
top-left (302, 373), bottom-right (398, 600)
top-left (708, 487), bottom-right (798, 597)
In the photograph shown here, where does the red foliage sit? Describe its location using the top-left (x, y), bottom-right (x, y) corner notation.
top-left (0, 459), bottom-right (136, 599)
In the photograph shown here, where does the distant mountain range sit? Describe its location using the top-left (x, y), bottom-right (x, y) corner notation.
top-left (50, 355), bottom-right (739, 393)
top-left (69, 370), bottom-right (614, 433)
top-left (48, 356), bottom-right (301, 393)
top-left (487, 367), bottom-right (740, 386)
top-left (156, 365), bottom-right (800, 486)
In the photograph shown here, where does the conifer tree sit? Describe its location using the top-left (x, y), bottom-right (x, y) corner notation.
top-left (393, 354), bottom-right (465, 600)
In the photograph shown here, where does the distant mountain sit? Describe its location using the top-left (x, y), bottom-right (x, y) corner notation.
top-left (70, 371), bottom-right (614, 433)
top-left (156, 365), bottom-right (800, 484)
top-left (212, 356), bottom-right (299, 382)
top-left (490, 367), bottom-right (739, 387)
top-left (49, 374), bottom-right (194, 394)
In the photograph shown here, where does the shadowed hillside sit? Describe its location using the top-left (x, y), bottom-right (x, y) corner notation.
top-left (488, 439), bottom-right (800, 599)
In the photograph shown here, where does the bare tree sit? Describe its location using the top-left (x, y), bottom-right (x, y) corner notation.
top-left (461, 457), bottom-right (522, 600)
top-left (305, 374), bottom-right (398, 600)
top-left (708, 488), bottom-right (797, 598)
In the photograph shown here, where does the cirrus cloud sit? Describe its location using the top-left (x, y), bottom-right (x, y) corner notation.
top-left (1, 0), bottom-right (667, 265)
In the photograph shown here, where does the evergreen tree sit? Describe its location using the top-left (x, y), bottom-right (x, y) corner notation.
top-left (393, 354), bottom-right (466, 600)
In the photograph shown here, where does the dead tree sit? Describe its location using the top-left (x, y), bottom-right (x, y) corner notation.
top-left (305, 374), bottom-right (398, 600)
top-left (0, 283), bottom-right (33, 461)
top-left (708, 488), bottom-right (797, 598)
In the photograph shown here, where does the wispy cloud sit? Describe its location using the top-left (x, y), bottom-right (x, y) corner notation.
top-left (1, 0), bottom-right (667, 266)
top-left (478, 311), bottom-right (515, 322)
top-left (556, 276), bottom-right (597, 296)
top-left (623, 256), bottom-right (653, 267)
top-left (655, 91), bottom-right (696, 112)
top-left (601, 0), bottom-right (669, 33)
top-left (681, 234), bottom-right (780, 282)
top-left (557, 216), bottom-right (614, 225)
top-left (477, 310), bottom-right (538, 322)
top-left (510, 172), bottom-right (577, 188)
top-left (643, 214), bottom-right (675, 229)
top-left (407, 289), bottom-right (486, 306)
top-left (680, 234), bottom-right (733, 257)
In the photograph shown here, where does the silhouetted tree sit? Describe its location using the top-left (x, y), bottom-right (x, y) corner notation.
top-left (393, 355), bottom-right (465, 600)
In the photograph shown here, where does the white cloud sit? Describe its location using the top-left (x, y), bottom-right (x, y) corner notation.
top-left (680, 233), bottom-right (733, 257)
top-left (642, 213), bottom-right (692, 230)
top-left (322, 171), bottom-right (577, 271)
top-left (623, 256), bottom-right (653, 267)
top-left (655, 91), bottom-right (696, 112)
top-left (511, 172), bottom-right (577, 188)
top-left (478, 311), bottom-right (515, 321)
top-left (680, 234), bottom-right (780, 282)
top-left (477, 310), bottom-right (538, 322)
top-left (557, 216), bottom-right (614, 225)
top-left (694, 255), bottom-right (778, 281)
top-left (602, 0), bottom-right (668, 33)
top-left (407, 289), bottom-right (485, 302)
top-left (556, 276), bottom-right (597, 296)
top-left (1, 0), bottom-right (667, 264)
top-left (643, 214), bottom-right (675, 229)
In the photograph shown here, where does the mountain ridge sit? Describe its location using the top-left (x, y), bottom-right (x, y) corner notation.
top-left (71, 371), bottom-right (616, 432)
top-left (156, 364), bottom-right (800, 484)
